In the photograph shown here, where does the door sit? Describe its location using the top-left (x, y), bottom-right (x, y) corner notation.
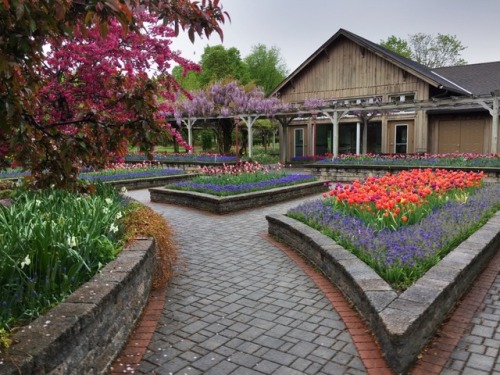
top-left (395, 125), bottom-right (408, 153)
top-left (438, 119), bottom-right (485, 154)
top-left (388, 121), bottom-right (414, 154)
top-left (294, 128), bottom-right (304, 158)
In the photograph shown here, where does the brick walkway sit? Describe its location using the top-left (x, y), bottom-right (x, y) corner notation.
top-left (110, 189), bottom-right (500, 375)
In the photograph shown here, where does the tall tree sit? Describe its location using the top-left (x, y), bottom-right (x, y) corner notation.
top-left (379, 36), bottom-right (412, 59)
top-left (0, 0), bottom-right (228, 190)
top-left (380, 33), bottom-right (467, 68)
top-left (244, 44), bottom-right (289, 95)
top-left (198, 45), bottom-right (249, 87)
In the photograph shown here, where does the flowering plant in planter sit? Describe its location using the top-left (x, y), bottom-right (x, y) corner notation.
top-left (288, 169), bottom-right (500, 289)
top-left (166, 161), bottom-right (317, 196)
top-left (319, 152), bottom-right (500, 167)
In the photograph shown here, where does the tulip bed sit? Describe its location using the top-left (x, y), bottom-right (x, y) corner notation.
top-left (288, 169), bottom-right (500, 289)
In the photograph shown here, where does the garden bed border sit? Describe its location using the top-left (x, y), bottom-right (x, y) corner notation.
top-left (266, 212), bottom-right (500, 374)
top-left (305, 163), bottom-right (500, 183)
top-left (109, 173), bottom-right (195, 190)
top-left (149, 180), bottom-right (328, 214)
top-left (0, 238), bottom-right (155, 375)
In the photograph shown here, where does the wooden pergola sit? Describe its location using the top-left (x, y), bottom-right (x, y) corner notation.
top-left (173, 92), bottom-right (500, 160)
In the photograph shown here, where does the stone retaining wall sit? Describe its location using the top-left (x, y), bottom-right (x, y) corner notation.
top-left (306, 164), bottom-right (500, 183)
top-left (150, 181), bottom-right (328, 214)
top-left (0, 238), bottom-right (155, 375)
top-left (266, 213), bottom-right (500, 374)
top-left (110, 173), bottom-right (195, 191)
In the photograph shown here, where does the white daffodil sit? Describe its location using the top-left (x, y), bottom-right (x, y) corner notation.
top-left (115, 211), bottom-right (123, 220)
top-left (109, 223), bottom-right (119, 233)
top-left (20, 255), bottom-right (31, 269)
top-left (103, 207), bottom-right (110, 214)
top-left (120, 186), bottom-right (128, 194)
top-left (105, 198), bottom-right (113, 205)
top-left (68, 235), bottom-right (77, 248)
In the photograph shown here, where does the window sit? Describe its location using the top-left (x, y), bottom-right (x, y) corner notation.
top-left (389, 93), bottom-right (416, 103)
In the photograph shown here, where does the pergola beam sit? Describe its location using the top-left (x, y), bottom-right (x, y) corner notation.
top-left (170, 93), bottom-right (500, 156)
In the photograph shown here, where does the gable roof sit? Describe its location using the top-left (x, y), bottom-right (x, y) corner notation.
top-left (272, 28), bottom-right (473, 97)
top-left (433, 62), bottom-right (500, 96)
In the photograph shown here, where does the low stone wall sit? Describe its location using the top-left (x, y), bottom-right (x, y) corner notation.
top-left (110, 173), bottom-right (195, 190)
top-left (306, 164), bottom-right (500, 183)
top-left (0, 238), bottom-right (156, 375)
top-left (150, 181), bottom-right (328, 214)
top-left (266, 213), bottom-right (500, 374)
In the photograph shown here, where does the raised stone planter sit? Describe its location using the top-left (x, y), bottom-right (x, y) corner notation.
top-left (0, 238), bottom-right (155, 375)
top-left (150, 181), bottom-right (328, 214)
top-left (306, 164), bottom-right (500, 183)
top-left (266, 213), bottom-right (500, 374)
top-left (109, 173), bottom-right (195, 190)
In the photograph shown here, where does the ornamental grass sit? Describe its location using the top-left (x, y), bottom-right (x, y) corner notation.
top-left (288, 169), bottom-right (500, 290)
top-left (166, 161), bottom-right (316, 196)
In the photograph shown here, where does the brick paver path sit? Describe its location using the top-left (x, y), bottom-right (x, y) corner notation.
top-left (113, 190), bottom-right (377, 374)
top-left (111, 189), bottom-right (500, 375)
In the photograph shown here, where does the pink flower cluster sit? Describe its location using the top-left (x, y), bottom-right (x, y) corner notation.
top-left (198, 161), bottom-right (283, 176)
top-left (165, 123), bottom-right (192, 152)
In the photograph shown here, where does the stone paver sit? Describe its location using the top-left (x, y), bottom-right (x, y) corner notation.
top-left (111, 188), bottom-right (500, 375)
top-left (117, 190), bottom-right (370, 374)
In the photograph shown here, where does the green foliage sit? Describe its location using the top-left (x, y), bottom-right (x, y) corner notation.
top-left (380, 33), bottom-right (467, 68)
top-left (199, 45), bottom-right (250, 87)
top-left (0, 328), bottom-right (12, 350)
top-left (171, 65), bottom-right (203, 91)
top-left (0, 184), bottom-right (126, 329)
top-left (244, 44), bottom-right (289, 95)
top-left (200, 129), bottom-right (214, 151)
top-left (379, 35), bottom-right (412, 59)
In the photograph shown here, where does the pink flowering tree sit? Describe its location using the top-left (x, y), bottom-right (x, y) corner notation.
top-left (12, 12), bottom-right (201, 190)
top-left (1, 1), bottom-right (228, 191)
top-left (172, 81), bottom-right (282, 155)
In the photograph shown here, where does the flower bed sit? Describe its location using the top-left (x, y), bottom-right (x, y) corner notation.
top-left (267, 169), bottom-right (500, 372)
top-left (150, 161), bottom-right (326, 214)
top-left (319, 152), bottom-right (500, 167)
top-left (124, 152), bottom-right (237, 164)
top-left (289, 169), bottom-right (494, 289)
top-left (81, 163), bottom-right (184, 181)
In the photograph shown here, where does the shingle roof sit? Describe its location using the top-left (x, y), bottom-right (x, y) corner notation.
top-left (272, 29), bottom-right (492, 97)
top-left (433, 62), bottom-right (500, 96)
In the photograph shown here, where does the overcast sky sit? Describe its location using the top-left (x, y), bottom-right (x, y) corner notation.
top-left (170, 0), bottom-right (500, 73)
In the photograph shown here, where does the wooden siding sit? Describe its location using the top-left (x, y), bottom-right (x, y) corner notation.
top-left (278, 36), bottom-right (430, 103)
top-left (428, 114), bottom-right (492, 154)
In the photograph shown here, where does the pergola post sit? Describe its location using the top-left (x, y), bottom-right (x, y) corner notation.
top-left (356, 122), bottom-right (361, 154)
top-left (182, 118), bottom-right (197, 153)
top-left (238, 115), bottom-right (259, 159)
top-left (492, 91), bottom-right (500, 154)
top-left (333, 111), bottom-right (339, 157)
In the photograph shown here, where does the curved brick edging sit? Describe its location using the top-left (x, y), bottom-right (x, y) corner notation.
top-left (0, 238), bottom-right (156, 375)
top-left (266, 213), bottom-right (500, 374)
top-left (150, 180), bottom-right (328, 214)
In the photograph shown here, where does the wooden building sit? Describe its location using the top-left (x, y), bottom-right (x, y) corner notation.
top-left (271, 29), bottom-right (500, 161)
